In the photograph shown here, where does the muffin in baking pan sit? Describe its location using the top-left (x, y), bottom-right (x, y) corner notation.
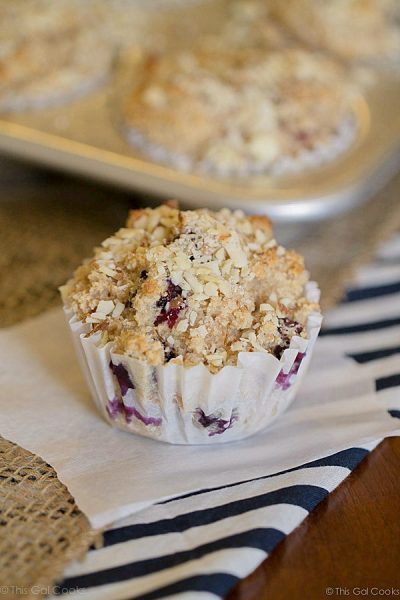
top-left (213, 0), bottom-right (290, 52)
top-left (122, 45), bottom-right (357, 177)
top-left (0, 0), bottom-right (113, 112)
top-left (271, 0), bottom-right (400, 66)
top-left (61, 205), bottom-right (322, 444)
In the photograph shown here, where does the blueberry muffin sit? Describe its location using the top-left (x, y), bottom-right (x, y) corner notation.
top-left (272, 0), bottom-right (400, 66)
top-left (0, 0), bottom-right (112, 111)
top-left (122, 46), bottom-right (357, 176)
top-left (213, 0), bottom-right (289, 52)
top-left (61, 205), bottom-right (322, 444)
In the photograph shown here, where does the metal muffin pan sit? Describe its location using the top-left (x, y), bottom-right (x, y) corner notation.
top-left (0, 0), bottom-right (399, 221)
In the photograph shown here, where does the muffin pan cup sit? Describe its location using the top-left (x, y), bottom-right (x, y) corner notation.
top-left (0, 0), bottom-right (399, 221)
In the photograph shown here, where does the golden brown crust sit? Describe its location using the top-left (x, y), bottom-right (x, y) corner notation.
top-left (248, 215), bottom-right (273, 234)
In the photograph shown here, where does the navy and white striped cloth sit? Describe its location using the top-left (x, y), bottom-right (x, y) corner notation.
top-left (56, 234), bottom-right (400, 600)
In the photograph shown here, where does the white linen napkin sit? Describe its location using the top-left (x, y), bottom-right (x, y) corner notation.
top-left (1, 305), bottom-right (399, 529)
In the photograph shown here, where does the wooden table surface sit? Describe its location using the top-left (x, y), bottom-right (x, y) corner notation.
top-left (228, 438), bottom-right (400, 600)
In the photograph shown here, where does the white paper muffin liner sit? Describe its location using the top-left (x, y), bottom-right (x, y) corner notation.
top-left (0, 70), bottom-right (109, 114)
top-left (123, 114), bottom-right (357, 178)
top-left (64, 281), bottom-right (322, 445)
top-left (0, 38), bottom-right (113, 113)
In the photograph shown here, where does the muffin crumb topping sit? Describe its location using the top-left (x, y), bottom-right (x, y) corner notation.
top-left (61, 205), bottom-right (319, 372)
top-left (123, 45), bottom-right (356, 176)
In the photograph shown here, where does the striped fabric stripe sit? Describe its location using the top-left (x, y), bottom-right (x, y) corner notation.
top-left (55, 234), bottom-right (400, 600)
top-left (376, 374), bottom-right (400, 391)
top-left (389, 410), bottom-right (400, 419)
top-left (348, 346), bottom-right (400, 364)
top-left (319, 316), bottom-right (400, 336)
top-left (343, 281), bottom-right (400, 303)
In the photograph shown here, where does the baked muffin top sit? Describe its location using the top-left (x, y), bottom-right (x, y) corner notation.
top-left (0, 0), bottom-right (110, 106)
top-left (61, 205), bottom-right (319, 373)
top-left (123, 45), bottom-right (356, 175)
top-left (271, 0), bottom-right (400, 64)
top-left (210, 0), bottom-right (289, 52)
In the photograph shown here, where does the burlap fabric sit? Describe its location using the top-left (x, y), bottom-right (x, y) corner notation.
top-left (0, 159), bottom-right (400, 598)
top-left (0, 440), bottom-right (101, 599)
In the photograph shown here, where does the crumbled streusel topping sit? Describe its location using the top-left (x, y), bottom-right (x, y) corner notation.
top-left (0, 0), bottom-right (109, 101)
top-left (123, 45), bottom-right (356, 175)
top-left (272, 0), bottom-right (400, 64)
top-left (61, 205), bottom-right (319, 372)
top-left (211, 0), bottom-right (289, 52)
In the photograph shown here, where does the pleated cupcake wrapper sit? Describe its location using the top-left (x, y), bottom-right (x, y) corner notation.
top-left (0, 70), bottom-right (109, 114)
top-left (65, 281), bottom-right (322, 445)
top-left (0, 39), bottom-right (113, 113)
top-left (123, 115), bottom-right (357, 178)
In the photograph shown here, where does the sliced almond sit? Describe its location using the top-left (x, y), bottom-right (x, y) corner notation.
top-left (98, 265), bottom-right (117, 278)
top-left (112, 302), bottom-right (125, 317)
top-left (215, 247), bottom-right (226, 262)
top-left (184, 271), bottom-right (203, 294)
top-left (189, 310), bottom-right (198, 325)
top-left (218, 279), bottom-right (231, 297)
top-left (223, 232), bottom-right (248, 268)
top-left (231, 341), bottom-right (245, 352)
top-left (176, 319), bottom-right (189, 333)
top-left (259, 303), bottom-right (274, 313)
top-left (204, 282), bottom-right (218, 297)
top-left (97, 300), bottom-right (114, 315)
top-left (190, 325), bottom-right (207, 338)
top-left (221, 259), bottom-right (233, 275)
